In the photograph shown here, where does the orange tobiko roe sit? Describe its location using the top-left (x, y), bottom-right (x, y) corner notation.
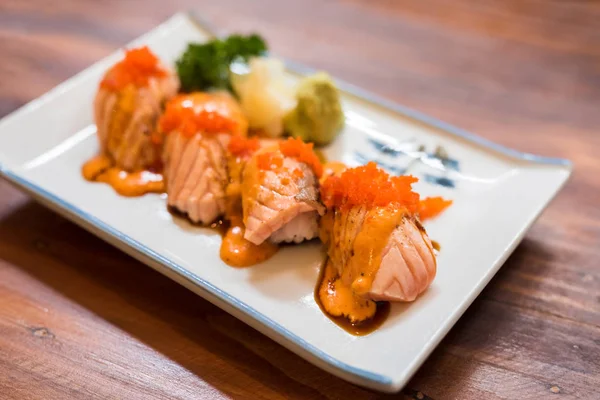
top-left (292, 168), bottom-right (305, 179)
top-left (100, 46), bottom-right (167, 91)
top-left (279, 137), bottom-right (323, 177)
top-left (257, 152), bottom-right (284, 171)
top-left (418, 196), bottom-right (453, 221)
top-left (228, 136), bottom-right (260, 158)
top-left (158, 93), bottom-right (244, 138)
top-left (321, 162), bottom-right (420, 212)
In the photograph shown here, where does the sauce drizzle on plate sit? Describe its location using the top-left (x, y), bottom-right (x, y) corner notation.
top-left (315, 259), bottom-right (390, 336)
top-left (220, 216), bottom-right (279, 267)
top-left (82, 154), bottom-right (165, 197)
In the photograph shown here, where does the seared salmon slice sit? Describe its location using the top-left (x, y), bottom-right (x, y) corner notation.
top-left (160, 91), bottom-right (250, 225)
top-left (242, 148), bottom-right (325, 245)
top-left (163, 132), bottom-right (229, 225)
top-left (94, 73), bottom-right (178, 171)
top-left (369, 216), bottom-right (436, 302)
top-left (322, 205), bottom-right (436, 303)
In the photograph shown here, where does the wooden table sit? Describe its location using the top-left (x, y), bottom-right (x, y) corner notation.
top-left (1, 1), bottom-right (599, 398)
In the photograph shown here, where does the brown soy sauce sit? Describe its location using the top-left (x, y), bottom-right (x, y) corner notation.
top-left (167, 205), bottom-right (229, 233)
top-left (314, 259), bottom-right (390, 336)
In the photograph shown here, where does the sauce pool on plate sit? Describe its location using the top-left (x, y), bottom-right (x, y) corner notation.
top-left (315, 259), bottom-right (390, 336)
top-left (82, 155), bottom-right (165, 197)
top-left (220, 216), bottom-right (279, 267)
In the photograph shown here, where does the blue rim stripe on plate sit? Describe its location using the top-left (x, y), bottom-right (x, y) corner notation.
top-left (188, 11), bottom-right (571, 169)
top-left (0, 166), bottom-right (393, 386)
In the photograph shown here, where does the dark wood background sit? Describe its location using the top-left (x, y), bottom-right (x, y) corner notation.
top-left (1, 1), bottom-right (599, 399)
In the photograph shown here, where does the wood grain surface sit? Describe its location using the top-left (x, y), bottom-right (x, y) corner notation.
top-left (1, 0), bottom-right (599, 399)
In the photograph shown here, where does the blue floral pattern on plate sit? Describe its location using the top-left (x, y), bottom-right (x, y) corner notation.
top-left (354, 138), bottom-right (460, 188)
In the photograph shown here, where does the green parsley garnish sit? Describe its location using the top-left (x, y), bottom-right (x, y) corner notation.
top-left (176, 34), bottom-right (267, 92)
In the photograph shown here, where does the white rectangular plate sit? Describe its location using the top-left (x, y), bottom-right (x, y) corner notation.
top-left (0, 13), bottom-right (571, 393)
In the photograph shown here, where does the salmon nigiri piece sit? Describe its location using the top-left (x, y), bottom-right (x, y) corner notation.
top-left (242, 142), bottom-right (325, 245)
top-left (160, 92), bottom-right (248, 224)
top-left (318, 162), bottom-right (442, 322)
top-left (94, 47), bottom-right (178, 171)
top-left (163, 132), bottom-right (229, 224)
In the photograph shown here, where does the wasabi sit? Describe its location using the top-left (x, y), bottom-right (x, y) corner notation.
top-left (284, 72), bottom-right (344, 146)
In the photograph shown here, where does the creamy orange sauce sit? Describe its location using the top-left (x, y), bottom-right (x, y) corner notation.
top-left (82, 154), bottom-right (164, 197)
top-left (345, 206), bottom-right (405, 296)
top-left (82, 154), bottom-right (113, 181)
top-left (220, 154), bottom-right (279, 267)
top-left (96, 169), bottom-right (164, 197)
top-left (315, 259), bottom-right (390, 335)
top-left (317, 259), bottom-right (376, 322)
top-left (220, 216), bottom-right (278, 267)
top-left (318, 205), bottom-right (405, 325)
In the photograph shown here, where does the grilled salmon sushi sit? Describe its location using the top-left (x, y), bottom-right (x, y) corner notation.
top-left (318, 162), bottom-right (441, 322)
top-left (160, 92), bottom-right (248, 224)
top-left (163, 132), bottom-right (229, 224)
top-left (94, 46), bottom-right (178, 171)
top-left (241, 138), bottom-right (325, 245)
